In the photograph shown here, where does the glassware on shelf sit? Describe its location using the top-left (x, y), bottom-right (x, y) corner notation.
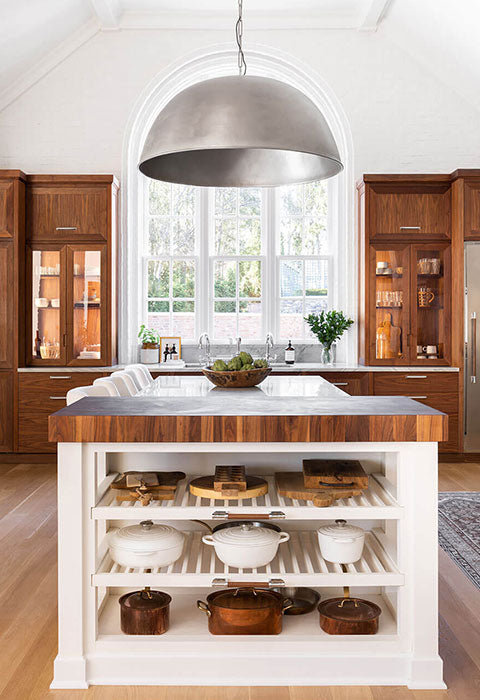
top-left (376, 290), bottom-right (403, 308)
top-left (417, 258), bottom-right (441, 275)
top-left (417, 287), bottom-right (436, 307)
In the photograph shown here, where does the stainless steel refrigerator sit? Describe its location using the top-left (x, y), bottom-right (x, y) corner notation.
top-left (464, 242), bottom-right (480, 450)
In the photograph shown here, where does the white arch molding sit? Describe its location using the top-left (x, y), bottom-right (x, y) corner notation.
top-left (120, 43), bottom-right (356, 364)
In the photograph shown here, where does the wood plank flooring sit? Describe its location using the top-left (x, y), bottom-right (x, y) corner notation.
top-left (0, 460), bottom-right (478, 700)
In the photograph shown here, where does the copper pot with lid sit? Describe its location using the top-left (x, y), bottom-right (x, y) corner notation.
top-left (318, 586), bottom-right (381, 635)
top-left (197, 587), bottom-right (293, 635)
top-left (119, 587), bottom-right (171, 635)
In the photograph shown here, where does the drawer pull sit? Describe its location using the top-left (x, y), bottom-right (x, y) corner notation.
top-left (49, 396), bottom-right (67, 400)
top-left (55, 226), bottom-right (77, 231)
top-left (332, 382), bottom-right (348, 386)
top-left (49, 375), bottom-right (72, 380)
top-left (407, 396), bottom-right (428, 400)
top-left (405, 375), bottom-right (427, 379)
top-left (211, 578), bottom-right (286, 588)
top-left (400, 226), bottom-right (421, 230)
top-left (211, 511), bottom-right (286, 520)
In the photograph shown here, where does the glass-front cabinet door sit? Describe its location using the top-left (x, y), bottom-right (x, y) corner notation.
top-left (67, 246), bottom-right (106, 365)
top-left (29, 246), bottom-right (66, 365)
top-left (411, 243), bottom-right (451, 364)
top-left (370, 244), bottom-right (410, 364)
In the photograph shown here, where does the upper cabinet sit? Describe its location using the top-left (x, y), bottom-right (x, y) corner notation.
top-left (462, 178), bottom-right (480, 240)
top-left (366, 178), bottom-right (451, 240)
top-left (0, 180), bottom-right (15, 238)
top-left (26, 175), bottom-right (116, 242)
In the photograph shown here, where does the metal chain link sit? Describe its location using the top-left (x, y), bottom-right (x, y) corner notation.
top-left (236, 0), bottom-right (247, 75)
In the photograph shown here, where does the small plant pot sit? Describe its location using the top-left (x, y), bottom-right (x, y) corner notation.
top-left (140, 345), bottom-right (159, 364)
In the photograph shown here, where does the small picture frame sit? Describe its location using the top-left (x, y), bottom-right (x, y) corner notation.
top-left (160, 336), bottom-right (182, 362)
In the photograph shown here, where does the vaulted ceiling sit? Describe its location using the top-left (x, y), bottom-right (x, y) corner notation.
top-left (0, 0), bottom-right (479, 114)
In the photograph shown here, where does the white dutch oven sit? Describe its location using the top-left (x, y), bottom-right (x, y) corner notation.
top-left (317, 519), bottom-right (365, 564)
top-left (108, 520), bottom-right (184, 568)
top-left (202, 521), bottom-right (290, 569)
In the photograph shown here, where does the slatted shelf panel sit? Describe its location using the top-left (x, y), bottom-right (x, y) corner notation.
top-left (92, 474), bottom-right (402, 520)
top-left (92, 531), bottom-right (404, 587)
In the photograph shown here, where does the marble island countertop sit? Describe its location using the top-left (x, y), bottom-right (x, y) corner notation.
top-left (48, 375), bottom-right (448, 444)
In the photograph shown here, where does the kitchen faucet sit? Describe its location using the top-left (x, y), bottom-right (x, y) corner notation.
top-left (236, 337), bottom-right (241, 354)
top-left (265, 332), bottom-right (275, 364)
top-left (198, 332), bottom-right (211, 366)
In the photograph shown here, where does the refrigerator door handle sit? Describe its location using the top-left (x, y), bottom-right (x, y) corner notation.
top-left (471, 312), bottom-right (477, 383)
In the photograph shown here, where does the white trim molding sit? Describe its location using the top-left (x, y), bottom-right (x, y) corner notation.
top-left (120, 43), bottom-right (355, 364)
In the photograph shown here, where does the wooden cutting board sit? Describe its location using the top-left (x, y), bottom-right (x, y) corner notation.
top-left (110, 471), bottom-right (185, 504)
top-left (213, 465), bottom-right (247, 495)
top-left (189, 475), bottom-right (268, 500)
top-left (275, 472), bottom-right (364, 507)
top-left (302, 460), bottom-right (369, 490)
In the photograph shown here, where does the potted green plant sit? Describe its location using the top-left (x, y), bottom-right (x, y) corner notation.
top-left (138, 324), bottom-right (160, 364)
top-left (304, 310), bottom-right (354, 365)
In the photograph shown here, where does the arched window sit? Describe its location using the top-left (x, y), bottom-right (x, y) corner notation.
top-left (121, 46), bottom-right (354, 362)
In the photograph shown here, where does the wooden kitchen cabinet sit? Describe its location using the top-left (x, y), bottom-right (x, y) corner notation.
top-left (463, 179), bottom-right (480, 239)
top-left (0, 241), bottom-right (15, 368)
top-left (0, 179), bottom-right (15, 238)
top-left (26, 175), bottom-right (116, 242)
top-left (365, 178), bottom-right (451, 239)
top-left (372, 371), bottom-right (459, 452)
top-left (18, 371), bottom-right (106, 452)
top-left (320, 372), bottom-right (370, 395)
top-left (0, 371), bottom-right (13, 452)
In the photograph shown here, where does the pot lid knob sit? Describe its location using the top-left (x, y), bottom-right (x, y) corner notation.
top-left (241, 523), bottom-right (253, 531)
top-left (140, 520), bottom-right (153, 530)
top-left (335, 519), bottom-right (347, 527)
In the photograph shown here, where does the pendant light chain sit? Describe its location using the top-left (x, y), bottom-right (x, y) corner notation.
top-left (236, 0), bottom-right (247, 75)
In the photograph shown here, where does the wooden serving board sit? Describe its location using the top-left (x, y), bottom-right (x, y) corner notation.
top-left (303, 459), bottom-right (369, 490)
top-left (110, 471), bottom-right (185, 504)
top-left (275, 472), bottom-right (364, 507)
top-left (189, 475), bottom-right (268, 501)
top-left (214, 465), bottom-right (247, 495)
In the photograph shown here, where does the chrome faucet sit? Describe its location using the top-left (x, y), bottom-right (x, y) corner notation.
top-left (198, 332), bottom-right (211, 366)
top-left (265, 332), bottom-right (275, 364)
top-left (236, 337), bottom-right (241, 355)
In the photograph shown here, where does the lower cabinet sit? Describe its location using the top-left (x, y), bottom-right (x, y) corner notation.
top-left (372, 372), bottom-right (460, 453)
top-left (18, 372), bottom-right (105, 452)
top-left (0, 371), bottom-right (13, 452)
top-left (320, 372), bottom-right (370, 396)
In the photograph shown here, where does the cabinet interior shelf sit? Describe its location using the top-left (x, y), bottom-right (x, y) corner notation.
top-left (376, 305), bottom-right (403, 309)
top-left (93, 530), bottom-right (402, 588)
top-left (74, 302), bottom-right (101, 308)
top-left (375, 274), bottom-right (403, 278)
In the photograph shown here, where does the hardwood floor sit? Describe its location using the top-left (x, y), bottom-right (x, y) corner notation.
top-left (0, 460), bottom-right (478, 700)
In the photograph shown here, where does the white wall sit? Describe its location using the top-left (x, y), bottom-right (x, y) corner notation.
top-left (0, 27), bottom-right (479, 178)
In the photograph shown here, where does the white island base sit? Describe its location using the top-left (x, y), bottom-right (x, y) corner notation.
top-left (51, 440), bottom-right (445, 690)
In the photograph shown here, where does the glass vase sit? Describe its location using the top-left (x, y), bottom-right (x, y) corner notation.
top-left (321, 343), bottom-right (336, 366)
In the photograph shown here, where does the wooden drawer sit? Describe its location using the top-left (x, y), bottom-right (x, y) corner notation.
top-left (26, 186), bottom-right (109, 241)
top-left (18, 372), bottom-right (105, 452)
top-left (373, 372), bottom-right (458, 395)
top-left (369, 185), bottom-right (451, 239)
top-left (320, 372), bottom-right (370, 396)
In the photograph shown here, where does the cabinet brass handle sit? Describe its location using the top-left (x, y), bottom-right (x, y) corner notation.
top-left (49, 396), bottom-right (67, 400)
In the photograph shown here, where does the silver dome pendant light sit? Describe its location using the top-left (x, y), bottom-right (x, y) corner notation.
top-left (138, 0), bottom-right (343, 187)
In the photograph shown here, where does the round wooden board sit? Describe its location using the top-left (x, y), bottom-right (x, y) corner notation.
top-left (189, 475), bottom-right (268, 500)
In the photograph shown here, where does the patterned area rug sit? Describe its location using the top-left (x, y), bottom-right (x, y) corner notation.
top-left (438, 492), bottom-right (480, 589)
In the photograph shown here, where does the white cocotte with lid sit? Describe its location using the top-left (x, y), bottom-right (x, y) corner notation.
top-left (202, 522), bottom-right (290, 569)
top-left (317, 519), bottom-right (365, 564)
top-left (108, 520), bottom-right (184, 568)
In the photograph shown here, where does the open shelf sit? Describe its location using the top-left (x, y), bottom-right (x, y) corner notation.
top-left (92, 474), bottom-right (401, 521)
top-left (96, 589), bottom-right (398, 646)
top-left (93, 531), bottom-right (403, 588)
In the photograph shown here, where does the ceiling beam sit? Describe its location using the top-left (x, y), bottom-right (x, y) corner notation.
top-left (358, 0), bottom-right (392, 32)
top-left (89, 0), bottom-right (121, 30)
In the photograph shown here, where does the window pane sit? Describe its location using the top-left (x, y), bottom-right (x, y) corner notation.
top-left (305, 297), bottom-right (328, 315)
top-left (239, 188), bottom-right (261, 216)
top-left (305, 259), bottom-right (328, 296)
top-left (239, 300), bottom-right (262, 338)
top-left (280, 260), bottom-right (302, 297)
top-left (303, 217), bottom-right (327, 254)
top-left (280, 218), bottom-right (302, 255)
top-left (304, 181), bottom-right (327, 217)
top-left (149, 180), bottom-right (170, 215)
top-left (279, 313), bottom-right (304, 340)
top-left (173, 300), bottom-right (194, 312)
top-left (148, 260), bottom-right (169, 297)
top-left (148, 300), bottom-right (169, 312)
top-left (215, 300), bottom-right (236, 313)
top-left (172, 260), bottom-right (195, 298)
top-left (172, 314), bottom-right (195, 338)
top-left (147, 314), bottom-right (170, 335)
top-left (215, 219), bottom-right (236, 255)
top-left (280, 299), bottom-right (302, 314)
top-left (239, 260), bottom-right (261, 298)
top-left (214, 260), bottom-right (236, 297)
top-left (279, 184), bottom-right (302, 216)
top-left (239, 218), bottom-right (261, 255)
top-left (172, 185), bottom-right (195, 217)
top-left (172, 218), bottom-right (195, 255)
top-left (213, 313), bottom-right (237, 339)
top-left (149, 218), bottom-right (170, 256)
top-left (215, 188), bottom-right (236, 215)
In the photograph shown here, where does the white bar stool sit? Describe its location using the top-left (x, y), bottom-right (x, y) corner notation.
top-left (93, 377), bottom-right (121, 396)
top-left (66, 384), bottom-right (113, 405)
top-left (109, 370), bottom-right (138, 396)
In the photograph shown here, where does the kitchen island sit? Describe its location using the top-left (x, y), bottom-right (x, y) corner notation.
top-left (48, 376), bottom-right (447, 690)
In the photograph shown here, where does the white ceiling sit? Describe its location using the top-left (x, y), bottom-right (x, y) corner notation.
top-left (1, 0), bottom-right (479, 115)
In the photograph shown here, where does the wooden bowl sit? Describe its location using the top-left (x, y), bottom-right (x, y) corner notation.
top-left (202, 366), bottom-right (272, 388)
